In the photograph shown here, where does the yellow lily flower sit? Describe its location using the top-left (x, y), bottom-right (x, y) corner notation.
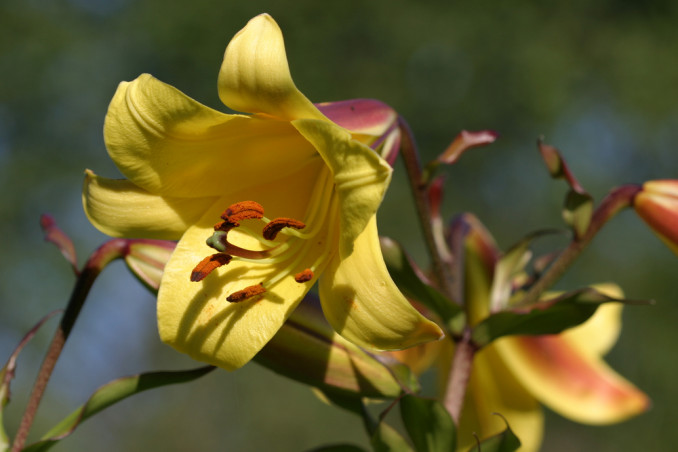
top-left (393, 215), bottom-right (648, 451)
top-left (459, 299), bottom-right (649, 451)
top-left (82, 14), bottom-right (442, 370)
top-left (462, 218), bottom-right (648, 451)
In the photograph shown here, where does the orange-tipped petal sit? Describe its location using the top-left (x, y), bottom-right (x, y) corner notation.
top-left (495, 334), bottom-right (649, 424)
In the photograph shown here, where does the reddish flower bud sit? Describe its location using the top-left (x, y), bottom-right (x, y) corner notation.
top-left (634, 180), bottom-right (678, 256)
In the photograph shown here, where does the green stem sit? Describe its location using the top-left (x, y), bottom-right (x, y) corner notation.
top-left (518, 184), bottom-right (641, 307)
top-left (11, 239), bottom-right (129, 452)
top-left (398, 117), bottom-right (456, 299)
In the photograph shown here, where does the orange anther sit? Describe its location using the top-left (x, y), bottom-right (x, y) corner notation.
top-left (221, 201), bottom-right (265, 225)
top-left (262, 218), bottom-right (306, 240)
top-left (294, 269), bottom-right (314, 283)
top-left (191, 253), bottom-right (232, 282)
top-left (226, 283), bottom-right (266, 302)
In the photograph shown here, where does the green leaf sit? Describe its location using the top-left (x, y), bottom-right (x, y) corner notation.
top-left (23, 366), bottom-right (215, 452)
top-left (380, 237), bottom-right (464, 331)
top-left (310, 387), bottom-right (365, 417)
top-left (371, 421), bottom-right (414, 452)
top-left (357, 400), bottom-right (412, 452)
top-left (563, 189), bottom-right (594, 239)
top-left (400, 395), bottom-right (456, 452)
top-left (488, 239), bottom-right (531, 312)
top-left (488, 229), bottom-right (563, 312)
top-left (473, 288), bottom-right (632, 347)
top-left (465, 415), bottom-right (521, 452)
top-left (257, 295), bottom-right (420, 399)
top-left (1, 311), bottom-right (61, 451)
top-left (536, 139), bottom-right (593, 239)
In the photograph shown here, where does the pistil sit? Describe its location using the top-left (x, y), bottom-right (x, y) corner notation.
top-left (191, 200), bottom-right (319, 302)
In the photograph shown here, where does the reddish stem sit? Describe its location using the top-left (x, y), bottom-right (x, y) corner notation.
top-left (11, 239), bottom-right (129, 452)
top-left (518, 184), bottom-right (642, 307)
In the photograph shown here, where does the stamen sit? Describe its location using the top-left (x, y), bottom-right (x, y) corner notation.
top-left (294, 269), bottom-right (314, 283)
top-left (263, 218), bottom-right (306, 240)
top-left (191, 253), bottom-right (232, 282)
top-left (227, 283), bottom-right (266, 302)
top-left (221, 201), bottom-right (264, 225)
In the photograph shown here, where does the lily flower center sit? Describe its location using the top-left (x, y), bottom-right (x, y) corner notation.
top-left (190, 170), bottom-right (338, 303)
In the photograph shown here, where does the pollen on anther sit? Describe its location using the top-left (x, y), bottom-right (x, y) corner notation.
top-left (221, 201), bottom-right (265, 224)
top-left (263, 218), bottom-right (306, 240)
top-left (227, 283), bottom-right (266, 302)
top-left (294, 269), bottom-right (314, 283)
top-left (191, 253), bottom-right (232, 282)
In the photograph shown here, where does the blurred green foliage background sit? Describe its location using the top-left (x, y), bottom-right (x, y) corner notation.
top-left (2, 0), bottom-right (677, 450)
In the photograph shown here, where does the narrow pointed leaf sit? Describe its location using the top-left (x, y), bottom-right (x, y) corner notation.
top-left (1, 311), bottom-right (61, 450)
top-left (40, 214), bottom-right (78, 275)
top-left (380, 237), bottom-right (463, 330)
top-left (473, 288), bottom-right (642, 347)
top-left (466, 415), bottom-right (521, 452)
top-left (400, 395), bottom-right (456, 452)
top-left (437, 130), bottom-right (498, 165)
top-left (24, 366), bottom-right (215, 452)
top-left (423, 130), bottom-right (498, 184)
top-left (537, 139), bottom-right (586, 194)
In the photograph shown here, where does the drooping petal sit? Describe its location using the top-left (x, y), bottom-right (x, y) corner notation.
top-left (218, 14), bottom-right (325, 121)
top-left (318, 216), bottom-right (444, 350)
top-left (82, 170), bottom-right (218, 240)
top-left (292, 118), bottom-right (392, 257)
top-left (105, 73), bottom-right (319, 198)
top-left (494, 334), bottom-right (649, 424)
top-left (459, 344), bottom-right (544, 452)
top-left (158, 162), bottom-right (332, 370)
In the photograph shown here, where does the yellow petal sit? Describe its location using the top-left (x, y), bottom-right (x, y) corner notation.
top-left (292, 118), bottom-right (392, 257)
top-left (459, 344), bottom-right (544, 452)
top-left (559, 284), bottom-right (624, 356)
top-left (105, 73), bottom-right (319, 197)
top-left (218, 14), bottom-right (325, 121)
top-left (318, 216), bottom-right (444, 350)
top-left (158, 162), bottom-right (330, 370)
top-left (82, 170), bottom-right (217, 240)
top-left (494, 335), bottom-right (649, 424)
